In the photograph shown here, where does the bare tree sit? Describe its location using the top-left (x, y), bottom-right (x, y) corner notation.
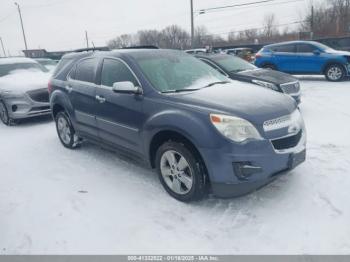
top-left (161, 25), bottom-right (190, 49)
top-left (263, 13), bottom-right (278, 38)
top-left (137, 30), bottom-right (162, 47)
top-left (107, 34), bottom-right (135, 48)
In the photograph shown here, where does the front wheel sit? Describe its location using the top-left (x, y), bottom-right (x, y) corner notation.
top-left (55, 111), bottom-right (80, 149)
top-left (0, 100), bottom-right (11, 126)
top-left (155, 141), bottom-right (206, 202)
top-left (325, 64), bottom-right (345, 81)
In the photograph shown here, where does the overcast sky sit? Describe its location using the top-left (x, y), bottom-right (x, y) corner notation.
top-left (0, 0), bottom-right (318, 56)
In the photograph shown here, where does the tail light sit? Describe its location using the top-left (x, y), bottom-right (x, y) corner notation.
top-left (48, 80), bottom-right (53, 94)
top-left (255, 53), bottom-right (262, 59)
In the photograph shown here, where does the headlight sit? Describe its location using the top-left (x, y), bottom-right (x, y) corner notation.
top-left (252, 80), bottom-right (279, 91)
top-left (210, 114), bottom-right (262, 143)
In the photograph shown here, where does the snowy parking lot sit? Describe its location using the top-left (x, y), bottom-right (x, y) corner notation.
top-left (0, 76), bottom-right (350, 255)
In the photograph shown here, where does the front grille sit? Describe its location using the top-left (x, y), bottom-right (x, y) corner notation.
top-left (271, 130), bottom-right (302, 150)
top-left (280, 82), bottom-right (300, 95)
top-left (26, 88), bottom-right (49, 103)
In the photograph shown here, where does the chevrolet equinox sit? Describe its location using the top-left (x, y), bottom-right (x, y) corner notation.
top-left (49, 49), bottom-right (306, 202)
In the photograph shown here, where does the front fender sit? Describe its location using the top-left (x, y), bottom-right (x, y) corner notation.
top-left (142, 109), bottom-right (222, 157)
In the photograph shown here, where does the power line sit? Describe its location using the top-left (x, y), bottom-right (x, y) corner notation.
top-left (203, 20), bottom-right (307, 37)
top-left (197, 0), bottom-right (275, 13)
top-left (196, 0), bottom-right (304, 14)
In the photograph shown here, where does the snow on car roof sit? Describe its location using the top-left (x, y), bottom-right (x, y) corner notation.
top-left (0, 57), bottom-right (38, 65)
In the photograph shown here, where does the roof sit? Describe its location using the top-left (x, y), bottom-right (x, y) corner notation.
top-left (0, 57), bottom-right (38, 65)
top-left (264, 40), bottom-right (320, 47)
top-left (61, 48), bottom-right (186, 61)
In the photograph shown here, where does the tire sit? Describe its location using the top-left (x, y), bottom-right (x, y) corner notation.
top-left (155, 141), bottom-right (207, 202)
top-left (325, 64), bottom-right (345, 82)
top-left (0, 100), bottom-right (11, 126)
top-left (262, 63), bottom-right (276, 70)
top-left (55, 111), bottom-right (80, 149)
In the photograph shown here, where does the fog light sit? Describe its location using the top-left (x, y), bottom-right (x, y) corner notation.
top-left (233, 162), bottom-right (263, 180)
top-left (12, 105), bottom-right (18, 112)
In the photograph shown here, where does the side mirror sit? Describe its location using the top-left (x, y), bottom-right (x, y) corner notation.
top-left (112, 81), bottom-right (141, 94)
top-left (313, 50), bottom-right (321, 55)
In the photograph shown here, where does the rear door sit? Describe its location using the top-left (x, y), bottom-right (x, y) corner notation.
top-left (271, 44), bottom-right (298, 73)
top-left (95, 58), bottom-right (144, 154)
top-left (66, 57), bottom-right (99, 137)
top-left (296, 43), bottom-right (324, 73)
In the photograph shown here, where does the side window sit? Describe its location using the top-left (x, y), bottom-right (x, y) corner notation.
top-left (74, 58), bottom-right (97, 83)
top-left (272, 44), bottom-right (295, 53)
top-left (101, 59), bottom-right (138, 87)
top-left (297, 44), bottom-right (316, 53)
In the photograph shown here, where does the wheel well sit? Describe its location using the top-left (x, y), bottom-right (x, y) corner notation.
top-left (149, 130), bottom-right (206, 171)
top-left (52, 104), bottom-right (65, 118)
top-left (323, 62), bottom-right (346, 74)
top-left (262, 62), bottom-right (276, 69)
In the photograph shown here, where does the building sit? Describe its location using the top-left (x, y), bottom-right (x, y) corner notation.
top-left (22, 49), bottom-right (69, 60)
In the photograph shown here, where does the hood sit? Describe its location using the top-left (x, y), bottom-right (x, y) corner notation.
top-left (233, 68), bottom-right (297, 85)
top-left (326, 50), bottom-right (350, 56)
top-left (167, 81), bottom-right (297, 126)
top-left (0, 70), bottom-right (50, 94)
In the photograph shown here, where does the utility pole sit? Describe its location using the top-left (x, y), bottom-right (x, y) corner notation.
top-left (190, 0), bottom-right (194, 48)
top-left (14, 2), bottom-right (28, 51)
top-left (85, 31), bottom-right (89, 49)
top-left (0, 37), bottom-right (6, 57)
top-left (310, 5), bottom-right (314, 39)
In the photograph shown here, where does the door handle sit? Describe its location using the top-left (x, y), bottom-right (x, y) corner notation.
top-left (95, 95), bottom-right (106, 103)
top-left (64, 85), bottom-right (73, 93)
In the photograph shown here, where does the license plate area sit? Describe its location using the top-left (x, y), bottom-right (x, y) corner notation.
top-left (288, 149), bottom-right (306, 169)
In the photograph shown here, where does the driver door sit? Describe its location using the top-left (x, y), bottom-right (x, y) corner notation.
top-left (95, 58), bottom-right (144, 154)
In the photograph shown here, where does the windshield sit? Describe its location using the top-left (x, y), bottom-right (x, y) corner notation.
top-left (0, 63), bottom-right (48, 77)
top-left (211, 55), bottom-right (256, 73)
top-left (132, 51), bottom-right (229, 93)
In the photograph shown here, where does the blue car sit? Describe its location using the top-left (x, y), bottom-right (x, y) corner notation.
top-left (50, 48), bottom-right (306, 202)
top-left (255, 41), bottom-right (350, 81)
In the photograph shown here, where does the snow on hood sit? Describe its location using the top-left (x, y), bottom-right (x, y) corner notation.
top-left (0, 69), bottom-right (51, 93)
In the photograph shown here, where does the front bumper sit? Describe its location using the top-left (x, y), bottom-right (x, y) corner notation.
top-left (200, 128), bottom-right (306, 198)
top-left (3, 93), bottom-right (51, 120)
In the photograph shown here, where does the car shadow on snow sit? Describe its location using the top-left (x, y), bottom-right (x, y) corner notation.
top-left (12, 115), bottom-right (53, 127)
top-left (77, 138), bottom-right (299, 208)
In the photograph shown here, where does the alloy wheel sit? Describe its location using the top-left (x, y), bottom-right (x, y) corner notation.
top-left (57, 115), bottom-right (71, 145)
top-left (0, 102), bottom-right (9, 124)
top-left (160, 150), bottom-right (193, 195)
top-left (327, 66), bottom-right (343, 81)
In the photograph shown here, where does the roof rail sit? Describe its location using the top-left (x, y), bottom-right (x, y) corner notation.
top-left (73, 46), bottom-right (110, 53)
top-left (121, 45), bottom-right (159, 49)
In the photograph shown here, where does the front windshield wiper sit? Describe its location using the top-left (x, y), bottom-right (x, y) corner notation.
top-left (161, 88), bottom-right (201, 93)
top-left (202, 81), bottom-right (230, 88)
top-left (161, 81), bottom-right (230, 93)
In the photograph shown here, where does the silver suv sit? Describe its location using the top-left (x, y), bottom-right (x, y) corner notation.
top-left (0, 57), bottom-right (51, 125)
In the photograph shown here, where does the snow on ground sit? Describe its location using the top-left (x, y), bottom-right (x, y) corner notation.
top-left (0, 77), bottom-right (350, 255)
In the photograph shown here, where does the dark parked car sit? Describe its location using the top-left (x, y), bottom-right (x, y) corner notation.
top-left (49, 49), bottom-right (306, 202)
top-left (255, 40), bottom-right (350, 81)
top-left (224, 48), bottom-right (255, 62)
top-left (195, 53), bottom-right (301, 103)
top-left (0, 57), bottom-right (51, 125)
